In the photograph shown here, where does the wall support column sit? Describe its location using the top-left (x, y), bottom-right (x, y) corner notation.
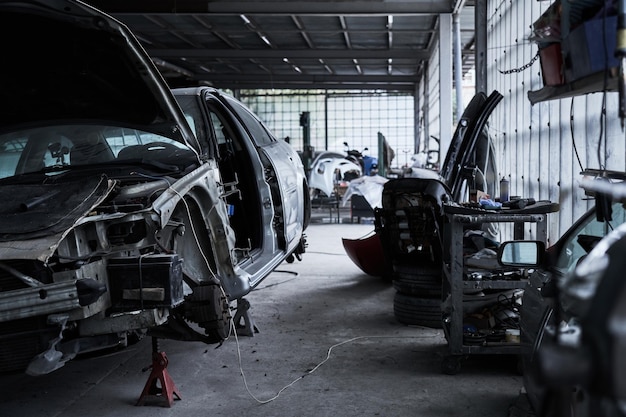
top-left (475, 0), bottom-right (488, 94)
top-left (439, 14), bottom-right (453, 159)
top-left (453, 12), bottom-right (463, 122)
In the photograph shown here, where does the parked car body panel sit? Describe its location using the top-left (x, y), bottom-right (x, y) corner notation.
top-left (172, 87), bottom-right (309, 290)
top-left (521, 201), bottom-right (626, 415)
top-left (0, 0), bottom-right (308, 375)
top-left (308, 151), bottom-right (362, 198)
top-left (440, 90), bottom-right (502, 201)
top-left (0, 0), bottom-right (198, 148)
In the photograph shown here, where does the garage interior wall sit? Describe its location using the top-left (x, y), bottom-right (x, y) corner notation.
top-left (484, 0), bottom-right (626, 244)
top-left (228, 0), bottom-right (626, 246)
top-left (415, 0), bottom-right (626, 244)
top-left (240, 90), bottom-right (415, 168)
top-left (426, 43), bottom-right (442, 161)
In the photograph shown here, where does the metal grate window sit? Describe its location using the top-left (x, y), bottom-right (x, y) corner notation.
top-left (239, 89), bottom-right (415, 168)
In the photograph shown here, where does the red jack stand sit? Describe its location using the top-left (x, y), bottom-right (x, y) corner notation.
top-left (136, 337), bottom-right (181, 407)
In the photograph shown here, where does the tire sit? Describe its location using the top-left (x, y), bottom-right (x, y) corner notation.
top-left (393, 292), bottom-right (442, 328)
top-left (392, 263), bottom-right (442, 297)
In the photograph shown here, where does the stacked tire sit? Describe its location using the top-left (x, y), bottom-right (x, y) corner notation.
top-left (392, 262), bottom-right (443, 328)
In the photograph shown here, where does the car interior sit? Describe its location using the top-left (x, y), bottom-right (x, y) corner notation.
top-left (205, 103), bottom-right (263, 261)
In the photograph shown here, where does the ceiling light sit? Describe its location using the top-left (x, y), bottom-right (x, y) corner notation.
top-left (240, 15), bottom-right (250, 24)
top-left (260, 35), bottom-right (272, 46)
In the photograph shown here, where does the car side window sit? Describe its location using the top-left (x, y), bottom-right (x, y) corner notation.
top-left (224, 96), bottom-right (275, 147)
top-left (555, 203), bottom-right (626, 273)
top-left (210, 112), bottom-right (228, 146)
top-left (205, 101), bottom-right (242, 160)
top-left (182, 105), bottom-right (213, 159)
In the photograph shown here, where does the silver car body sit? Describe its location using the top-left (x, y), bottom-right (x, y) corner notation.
top-left (0, 0), bottom-right (308, 374)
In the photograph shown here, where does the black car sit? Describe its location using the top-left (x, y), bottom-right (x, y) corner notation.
top-left (519, 189), bottom-right (626, 415)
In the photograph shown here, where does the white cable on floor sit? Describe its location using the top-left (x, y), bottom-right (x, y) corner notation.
top-left (232, 327), bottom-right (440, 404)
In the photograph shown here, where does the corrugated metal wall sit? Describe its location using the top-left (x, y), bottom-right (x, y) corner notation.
top-left (427, 46), bottom-right (442, 153)
top-left (420, 0), bottom-right (626, 244)
top-left (487, 0), bottom-right (626, 243)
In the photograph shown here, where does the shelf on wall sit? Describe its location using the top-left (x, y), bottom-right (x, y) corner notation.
top-left (527, 68), bottom-right (618, 104)
top-left (528, 0), bottom-right (618, 104)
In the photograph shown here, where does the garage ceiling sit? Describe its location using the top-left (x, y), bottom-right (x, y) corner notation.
top-left (86, 0), bottom-right (476, 91)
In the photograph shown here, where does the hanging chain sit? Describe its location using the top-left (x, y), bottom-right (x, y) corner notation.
top-left (498, 51), bottom-right (540, 74)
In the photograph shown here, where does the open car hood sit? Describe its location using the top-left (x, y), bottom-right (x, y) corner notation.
top-left (0, 176), bottom-right (116, 262)
top-left (0, 0), bottom-right (197, 148)
top-left (439, 90), bottom-right (503, 201)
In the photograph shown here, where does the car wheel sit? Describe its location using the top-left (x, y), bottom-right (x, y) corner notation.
top-left (184, 283), bottom-right (232, 343)
top-left (393, 291), bottom-right (442, 328)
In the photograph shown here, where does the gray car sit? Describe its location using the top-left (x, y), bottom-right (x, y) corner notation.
top-left (0, 0), bottom-right (309, 375)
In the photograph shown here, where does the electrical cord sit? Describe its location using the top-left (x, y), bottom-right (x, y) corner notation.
top-left (569, 98), bottom-right (584, 173)
top-left (230, 327), bottom-right (440, 405)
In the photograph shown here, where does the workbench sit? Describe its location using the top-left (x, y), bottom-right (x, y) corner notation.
top-left (440, 201), bottom-right (560, 374)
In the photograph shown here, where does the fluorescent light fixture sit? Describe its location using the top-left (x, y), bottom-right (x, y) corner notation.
top-left (260, 35), bottom-right (272, 46)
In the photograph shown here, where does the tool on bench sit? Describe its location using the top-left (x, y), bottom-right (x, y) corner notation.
top-left (503, 197), bottom-right (536, 210)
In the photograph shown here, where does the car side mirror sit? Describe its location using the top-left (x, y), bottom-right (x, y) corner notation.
top-left (497, 240), bottom-right (545, 266)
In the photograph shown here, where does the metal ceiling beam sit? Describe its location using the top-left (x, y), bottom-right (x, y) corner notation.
top-left (202, 81), bottom-right (417, 91)
top-left (206, 2), bottom-right (452, 14)
top-left (87, 1), bottom-right (452, 14)
top-left (125, 27), bottom-right (440, 35)
top-left (191, 74), bottom-right (417, 83)
top-left (147, 48), bottom-right (431, 60)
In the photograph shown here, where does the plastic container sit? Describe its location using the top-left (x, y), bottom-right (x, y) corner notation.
top-left (499, 177), bottom-right (509, 203)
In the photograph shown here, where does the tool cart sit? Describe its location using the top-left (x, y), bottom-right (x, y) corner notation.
top-left (440, 201), bottom-right (559, 375)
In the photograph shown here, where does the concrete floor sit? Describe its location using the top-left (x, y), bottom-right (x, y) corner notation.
top-left (0, 210), bottom-right (530, 417)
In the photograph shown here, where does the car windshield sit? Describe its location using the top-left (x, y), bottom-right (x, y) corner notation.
top-left (0, 124), bottom-right (195, 179)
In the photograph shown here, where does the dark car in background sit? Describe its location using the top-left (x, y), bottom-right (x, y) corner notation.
top-left (520, 189), bottom-right (626, 415)
top-left (0, 0), bottom-right (308, 375)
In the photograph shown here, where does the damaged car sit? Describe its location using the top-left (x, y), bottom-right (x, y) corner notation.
top-left (0, 0), bottom-right (309, 375)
